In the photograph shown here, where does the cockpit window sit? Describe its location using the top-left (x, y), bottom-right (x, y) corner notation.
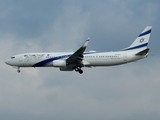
top-left (11, 57), bottom-right (15, 59)
top-left (24, 55), bottom-right (28, 57)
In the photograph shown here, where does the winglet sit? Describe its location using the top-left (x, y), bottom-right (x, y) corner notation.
top-left (83, 37), bottom-right (90, 47)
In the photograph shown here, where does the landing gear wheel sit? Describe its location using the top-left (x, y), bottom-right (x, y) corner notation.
top-left (79, 70), bottom-right (83, 74)
top-left (74, 67), bottom-right (83, 74)
top-left (17, 69), bottom-right (20, 73)
top-left (75, 67), bottom-right (83, 74)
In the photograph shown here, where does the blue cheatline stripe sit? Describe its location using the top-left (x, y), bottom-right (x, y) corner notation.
top-left (32, 52), bottom-right (97, 67)
top-left (138, 29), bottom-right (151, 37)
top-left (123, 43), bottom-right (148, 51)
top-left (32, 57), bottom-right (62, 67)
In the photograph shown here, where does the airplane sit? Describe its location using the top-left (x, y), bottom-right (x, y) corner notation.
top-left (5, 26), bottom-right (152, 74)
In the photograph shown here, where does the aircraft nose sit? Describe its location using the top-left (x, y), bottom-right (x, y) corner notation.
top-left (5, 59), bottom-right (11, 65)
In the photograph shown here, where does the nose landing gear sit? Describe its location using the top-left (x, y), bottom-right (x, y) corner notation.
top-left (17, 69), bottom-right (20, 73)
top-left (12, 66), bottom-right (21, 73)
top-left (16, 67), bottom-right (20, 73)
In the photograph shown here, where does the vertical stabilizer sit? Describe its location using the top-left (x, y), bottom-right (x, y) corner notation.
top-left (123, 26), bottom-right (152, 51)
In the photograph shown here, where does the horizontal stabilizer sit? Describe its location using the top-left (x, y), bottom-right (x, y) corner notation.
top-left (136, 48), bottom-right (150, 55)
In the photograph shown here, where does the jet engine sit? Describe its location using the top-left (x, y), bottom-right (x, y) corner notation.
top-left (53, 60), bottom-right (66, 67)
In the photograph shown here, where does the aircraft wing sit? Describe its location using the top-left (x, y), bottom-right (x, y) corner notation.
top-left (66, 38), bottom-right (89, 67)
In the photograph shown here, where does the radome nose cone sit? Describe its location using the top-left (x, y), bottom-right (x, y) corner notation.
top-left (5, 59), bottom-right (10, 65)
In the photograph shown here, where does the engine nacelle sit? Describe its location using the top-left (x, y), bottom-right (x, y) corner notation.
top-left (53, 60), bottom-right (66, 67)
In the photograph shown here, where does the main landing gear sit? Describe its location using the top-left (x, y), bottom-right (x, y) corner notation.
top-left (75, 67), bottom-right (83, 74)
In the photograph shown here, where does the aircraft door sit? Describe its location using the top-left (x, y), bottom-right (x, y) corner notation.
top-left (23, 55), bottom-right (30, 62)
top-left (123, 53), bottom-right (127, 62)
top-left (19, 56), bottom-right (23, 62)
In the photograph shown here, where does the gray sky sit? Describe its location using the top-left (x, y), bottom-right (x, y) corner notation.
top-left (0, 0), bottom-right (160, 120)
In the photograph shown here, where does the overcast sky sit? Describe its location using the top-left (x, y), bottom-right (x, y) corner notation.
top-left (0, 0), bottom-right (160, 120)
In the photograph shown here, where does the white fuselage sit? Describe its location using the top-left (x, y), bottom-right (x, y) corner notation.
top-left (5, 51), bottom-right (147, 68)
